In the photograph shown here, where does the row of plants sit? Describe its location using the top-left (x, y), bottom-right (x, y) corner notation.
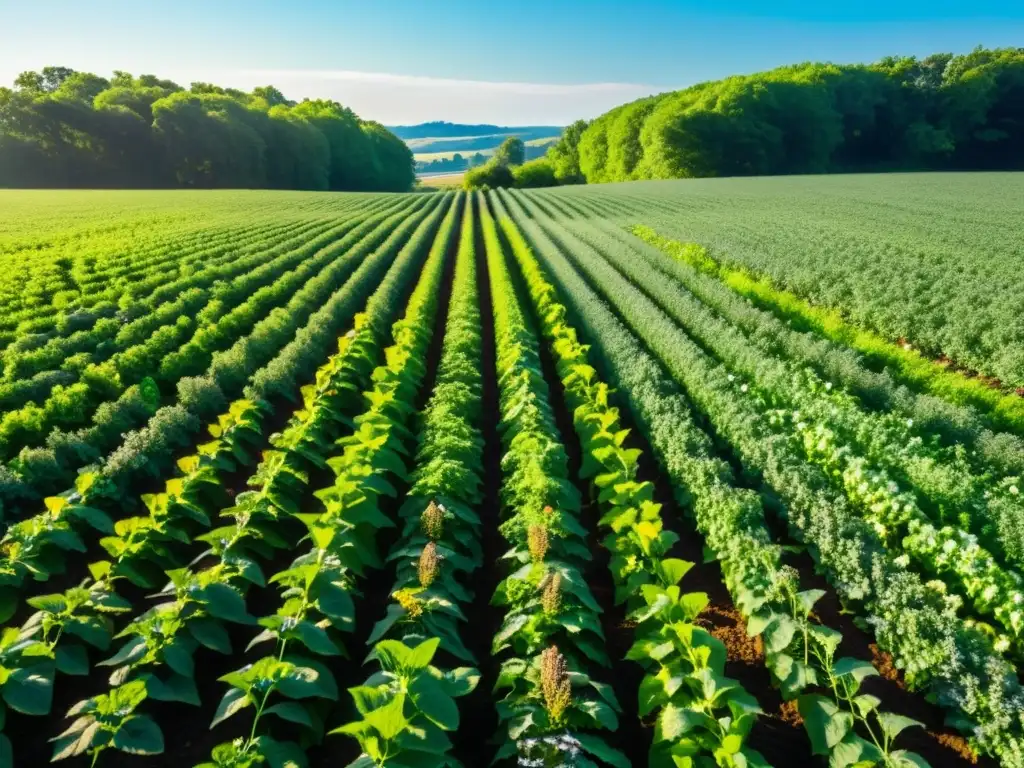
top-left (0, 196), bottom-right (439, 516)
top-left (541, 209), bottom-right (1024, 656)
top-left (537, 193), bottom-right (1024, 482)
top-left (336, 195), bottom-right (485, 768)
top-left (499, 191), bottom-right (947, 768)
top-left (0, 211), bottom-right (362, 386)
top-left (0, 211), bottom-right (307, 352)
top-left (499, 193), bottom-right (1024, 766)
top-left (0, 197), bottom-right (423, 466)
top-left (29, 194), bottom-right (457, 767)
top-left (0, 197), bottom-right (397, 407)
top-left (0, 211), bottom-right (353, 432)
top-left (0, 193), bottom-right (453, 611)
top-left (0, 213), bottom-right (297, 339)
top-left (479, 194), bottom-right (630, 767)
top-left (0, 196), bottom-right (380, 344)
top-left (608, 216), bottom-right (1024, 437)
top-left (497, 193), bottom-right (775, 767)
top-left (204, 194), bottom-right (465, 768)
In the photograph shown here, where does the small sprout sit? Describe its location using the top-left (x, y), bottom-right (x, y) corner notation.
top-left (418, 542), bottom-right (440, 588)
top-left (541, 571), bottom-right (562, 616)
top-left (527, 525), bottom-right (549, 563)
top-left (421, 501), bottom-right (444, 540)
top-left (540, 646), bottom-right (572, 725)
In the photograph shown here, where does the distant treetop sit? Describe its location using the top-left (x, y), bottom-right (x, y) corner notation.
top-left (0, 68), bottom-right (415, 191)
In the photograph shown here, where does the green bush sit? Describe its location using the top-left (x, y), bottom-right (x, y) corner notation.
top-left (463, 160), bottom-right (514, 190)
top-left (512, 158), bottom-right (558, 188)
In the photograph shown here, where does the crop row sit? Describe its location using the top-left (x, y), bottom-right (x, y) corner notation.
top-left (0, 196), bottom-right (420, 473)
top-left (500, 190), bottom-right (1024, 765)
top-left (0, 196), bottom-right (436, 518)
top-left (0, 193), bottom-right (458, 767)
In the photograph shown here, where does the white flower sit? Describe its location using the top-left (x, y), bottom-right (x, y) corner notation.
top-left (727, 374), bottom-right (735, 382)
top-left (906, 419), bottom-right (914, 428)
top-left (825, 382), bottom-right (833, 390)
top-left (740, 384), bottom-right (748, 393)
top-left (1010, 485), bottom-right (1019, 495)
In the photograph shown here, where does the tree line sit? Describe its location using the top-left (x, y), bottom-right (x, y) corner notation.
top-left (473, 46), bottom-right (1024, 189)
top-left (0, 67), bottom-right (415, 191)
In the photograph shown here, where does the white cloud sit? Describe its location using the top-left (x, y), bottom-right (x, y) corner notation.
top-left (215, 69), bottom-right (661, 125)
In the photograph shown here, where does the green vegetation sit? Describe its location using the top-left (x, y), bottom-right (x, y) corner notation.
top-left (0, 177), bottom-right (1020, 767)
top-left (496, 47), bottom-right (1024, 189)
top-left (576, 46), bottom-right (1024, 181)
top-left (0, 67), bottom-right (415, 190)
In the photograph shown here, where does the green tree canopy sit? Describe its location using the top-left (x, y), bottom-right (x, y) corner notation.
top-left (493, 136), bottom-right (525, 166)
top-left (571, 46), bottom-right (1024, 182)
top-left (0, 67), bottom-right (414, 191)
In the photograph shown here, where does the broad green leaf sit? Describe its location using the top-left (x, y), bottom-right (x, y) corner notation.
top-left (441, 667), bottom-right (480, 698)
top-left (113, 715), bottom-right (164, 755)
top-left (888, 750), bottom-right (932, 768)
top-left (410, 675), bottom-right (459, 730)
top-left (364, 693), bottom-right (409, 740)
top-left (210, 688), bottom-right (250, 729)
top-left (3, 663), bottom-right (54, 715)
top-left (877, 712), bottom-right (924, 743)
top-left (574, 732), bottom-right (632, 768)
top-left (655, 558), bottom-right (693, 587)
top-left (201, 584), bottom-right (253, 624)
top-left (832, 657), bottom-right (879, 686)
top-left (55, 644), bottom-right (89, 676)
top-left (265, 701), bottom-right (313, 728)
top-left (296, 620), bottom-right (342, 656)
top-left (798, 694), bottom-right (853, 755)
top-left (189, 617), bottom-right (232, 653)
top-left (829, 732), bottom-right (884, 768)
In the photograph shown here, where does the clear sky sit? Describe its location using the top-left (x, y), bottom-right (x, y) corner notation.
top-left (2, 0), bottom-right (1023, 125)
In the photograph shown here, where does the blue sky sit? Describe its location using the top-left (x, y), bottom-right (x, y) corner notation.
top-left (2, 0), bottom-right (1023, 124)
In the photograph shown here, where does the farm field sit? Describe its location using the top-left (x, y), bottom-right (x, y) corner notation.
top-left (0, 174), bottom-right (1022, 768)
top-left (414, 138), bottom-right (560, 164)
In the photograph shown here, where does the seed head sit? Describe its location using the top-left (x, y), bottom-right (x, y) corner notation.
top-left (540, 646), bottom-right (572, 724)
top-left (395, 589), bottom-right (423, 618)
top-left (527, 524), bottom-right (549, 563)
top-left (418, 542), bottom-right (440, 588)
top-left (541, 571), bottom-right (562, 615)
top-left (421, 501), bottom-right (444, 540)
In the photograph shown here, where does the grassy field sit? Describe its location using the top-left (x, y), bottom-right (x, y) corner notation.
top-left (417, 171), bottom-right (466, 188)
top-left (0, 175), bottom-right (1021, 768)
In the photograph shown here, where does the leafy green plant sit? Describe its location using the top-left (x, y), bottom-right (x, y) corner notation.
top-left (335, 638), bottom-right (478, 768)
top-left (480, 193), bottom-right (627, 766)
top-left (50, 680), bottom-right (163, 765)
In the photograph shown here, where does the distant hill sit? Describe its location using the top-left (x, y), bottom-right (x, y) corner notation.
top-left (390, 122), bottom-right (565, 176)
top-left (387, 121), bottom-right (562, 140)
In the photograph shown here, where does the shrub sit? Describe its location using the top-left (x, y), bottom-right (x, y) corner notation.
top-left (463, 160), bottom-right (514, 190)
top-left (512, 158), bottom-right (558, 188)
